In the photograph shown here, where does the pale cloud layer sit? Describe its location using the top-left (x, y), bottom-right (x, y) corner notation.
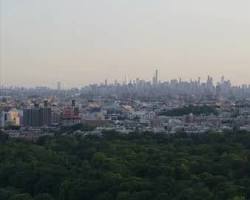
top-left (1, 0), bottom-right (250, 88)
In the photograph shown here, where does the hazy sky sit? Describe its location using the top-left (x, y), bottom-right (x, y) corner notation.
top-left (1, 0), bottom-right (250, 88)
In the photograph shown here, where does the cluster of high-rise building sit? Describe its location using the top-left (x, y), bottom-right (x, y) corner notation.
top-left (82, 73), bottom-right (250, 100)
top-left (1, 73), bottom-right (250, 138)
top-left (23, 101), bottom-right (52, 127)
top-left (152, 69), bottom-right (159, 85)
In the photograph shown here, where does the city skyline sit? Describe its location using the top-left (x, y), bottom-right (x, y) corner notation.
top-left (1, 72), bottom-right (250, 90)
top-left (1, 1), bottom-right (250, 198)
top-left (1, 0), bottom-right (250, 87)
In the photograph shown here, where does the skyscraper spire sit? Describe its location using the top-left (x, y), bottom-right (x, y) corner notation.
top-left (152, 69), bottom-right (159, 85)
top-left (155, 69), bottom-right (158, 84)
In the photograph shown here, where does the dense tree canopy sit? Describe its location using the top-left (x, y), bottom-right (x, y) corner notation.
top-left (159, 105), bottom-right (218, 116)
top-left (0, 131), bottom-right (250, 199)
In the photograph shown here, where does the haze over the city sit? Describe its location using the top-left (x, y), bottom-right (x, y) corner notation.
top-left (1, 0), bottom-right (250, 88)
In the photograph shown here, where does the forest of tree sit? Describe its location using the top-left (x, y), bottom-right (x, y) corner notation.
top-left (0, 131), bottom-right (250, 200)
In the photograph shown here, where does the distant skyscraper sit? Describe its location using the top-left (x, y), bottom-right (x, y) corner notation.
top-left (152, 69), bottom-right (159, 85)
top-left (57, 82), bottom-right (61, 91)
top-left (221, 76), bottom-right (225, 84)
top-left (155, 69), bottom-right (158, 83)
